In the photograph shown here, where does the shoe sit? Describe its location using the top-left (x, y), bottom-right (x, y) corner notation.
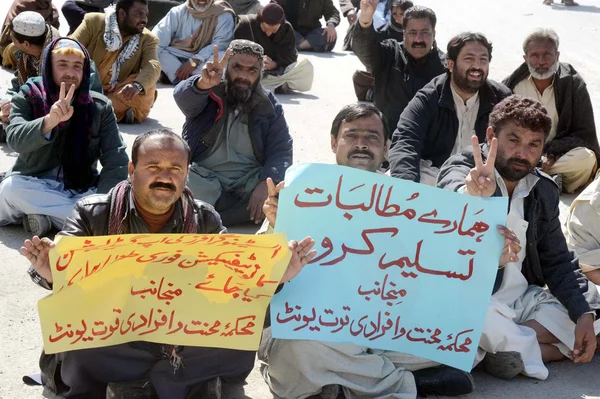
top-left (481, 351), bottom-right (524, 380)
top-left (543, 0), bottom-right (553, 4)
top-left (274, 83), bottom-right (294, 95)
top-left (22, 215), bottom-right (52, 237)
top-left (192, 377), bottom-right (221, 399)
top-left (562, 0), bottom-right (579, 5)
top-left (106, 380), bottom-right (157, 398)
top-left (413, 367), bottom-right (474, 397)
top-left (307, 384), bottom-right (341, 399)
top-left (122, 108), bottom-right (136, 124)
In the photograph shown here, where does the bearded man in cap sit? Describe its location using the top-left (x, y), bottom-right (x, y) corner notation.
top-left (152, 0), bottom-right (236, 84)
top-left (174, 39), bottom-right (292, 226)
top-left (0, 38), bottom-right (128, 237)
top-left (234, 3), bottom-right (314, 94)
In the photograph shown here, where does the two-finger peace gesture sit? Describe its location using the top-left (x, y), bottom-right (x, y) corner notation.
top-left (197, 45), bottom-right (231, 90)
top-left (48, 82), bottom-right (76, 126)
top-left (465, 135), bottom-right (498, 197)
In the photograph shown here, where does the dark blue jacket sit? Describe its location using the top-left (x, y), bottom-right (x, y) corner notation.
top-left (173, 77), bottom-right (293, 183)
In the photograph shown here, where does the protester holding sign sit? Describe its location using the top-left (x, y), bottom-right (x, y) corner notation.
top-left (20, 128), bottom-right (316, 399)
top-left (438, 95), bottom-right (600, 381)
top-left (258, 104), bottom-right (479, 399)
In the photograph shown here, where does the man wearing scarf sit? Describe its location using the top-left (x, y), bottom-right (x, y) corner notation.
top-left (0, 38), bottom-right (129, 237)
top-left (234, 3), bottom-right (314, 94)
top-left (0, 11), bottom-right (59, 142)
top-left (152, 0), bottom-right (236, 84)
top-left (21, 128), bottom-right (315, 399)
top-left (0, 0), bottom-right (60, 68)
top-left (174, 39), bottom-right (292, 227)
top-left (71, 0), bottom-right (162, 123)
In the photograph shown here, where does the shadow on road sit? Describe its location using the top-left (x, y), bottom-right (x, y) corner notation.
top-left (550, 4), bottom-right (600, 12)
top-left (277, 93), bottom-right (320, 104)
top-left (118, 118), bottom-right (170, 136)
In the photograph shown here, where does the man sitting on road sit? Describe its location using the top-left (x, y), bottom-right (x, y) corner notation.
top-left (438, 95), bottom-right (600, 381)
top-left (0, 38), bottom-right (128, 237)
top-left (21, 128), bottom-right (316, 399)
top-left (71, 0), bottom-right (161, 124)
top-left (273, 0), bottom-right (340, 53)
top-left (565, 170), bottom-right (600, 288)
top-left (258, 103), bottom-right (476, 399)
top-left (174, 40), bottom-right (293, 226)
top-left (352, 2), bottom-right (446, 135)
top-left (0, 11), bottom-right (59, 142)
top-left (389, 31), bottom-right (511, 185)
top-left (504, 28), bottom-right (599, 193)
top-left (152, 0), bottom-right (235, 84)
top-left (234, 3), bottom-right (314, 94)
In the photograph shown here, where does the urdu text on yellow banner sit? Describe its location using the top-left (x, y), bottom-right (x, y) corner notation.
top-left (38, 233), bottom-right (291, 354)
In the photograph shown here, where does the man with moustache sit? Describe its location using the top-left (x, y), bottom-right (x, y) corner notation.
top-left (389, 31), bottom-right (511, 185)
top-left (152, 0), bottom-right (235, 84)
top-left (0, 38), bottom-right (128, 237)
top-left (234, 3), bottom-right (314, 94)
top-left (438, 95), bottom-right (600, 381)
top-left (71, 0), bottom-right (161, 123)
top-left (21, 128), bottom-right (316, 398)
top-left (257, 103), bottom-right (476, 399)
top-left (174, 40), bottom-right (292, 226)
top-left (504, 28), bottom-right (599, 193)
top-left (352, 2), bottom-right (447, 137)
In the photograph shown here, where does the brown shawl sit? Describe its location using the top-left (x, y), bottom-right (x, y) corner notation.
top-left (0, 0), bottom-right (60, 50)
top-left (170, 0), bottom-right (236, 54)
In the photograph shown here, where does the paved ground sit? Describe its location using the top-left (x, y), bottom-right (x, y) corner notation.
top-left (1, 0), bottom-right (600, 398)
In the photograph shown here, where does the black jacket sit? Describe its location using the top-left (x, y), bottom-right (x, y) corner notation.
top-left (503, 62), bottom-right (600, 161)
top-left (389, 73), bottom-right (512, 182)
top-left (437, 145), bottom-right (600, 323)
top-left (273, 0), bottom-right (340, 34)
top-left (353, 23), bottom-right (447, 138)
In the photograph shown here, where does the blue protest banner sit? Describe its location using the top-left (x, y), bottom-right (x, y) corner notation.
top-left (270, 163), bottom-right (508, 371)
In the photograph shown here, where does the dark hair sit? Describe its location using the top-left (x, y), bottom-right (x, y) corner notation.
top-left (330, 103), bottom-right (388, 139)
top-left (10, 23), bottom-right (46, 46)
top-left (402, 6), bottom-right (436, 30)
top-left (132, 128), bottom-right (192, 166)
top-left (391, 0), bottom-right (414, 11)
top-left (489, 95), bottom-right (552, 138)
top-left (116, 0), bottom-right (148, 14)
top-left (447, 32), bottom-right (493, 62)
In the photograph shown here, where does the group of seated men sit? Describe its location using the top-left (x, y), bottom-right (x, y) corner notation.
top-left (0, 0), bottom-right (599, 398)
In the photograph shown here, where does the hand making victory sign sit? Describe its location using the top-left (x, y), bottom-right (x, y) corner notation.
top-left (465, 135), bottom-right (497, 198)
top-left (195, 45), bottom-right (231, 91)
top-left (42, 82), bottom-right (76, 133)
top-left (263, 177), bottom-right (285, 229)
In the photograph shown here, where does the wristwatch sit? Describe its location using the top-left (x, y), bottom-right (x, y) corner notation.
top-left (189, 59), bottom-right (198, 68)
top-left (28, 265), bottom-right (52, 290)
top-left (132, 81), bottom-right (144, 93)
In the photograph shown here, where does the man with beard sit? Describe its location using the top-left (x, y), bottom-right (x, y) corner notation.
top-left (21, 128), bottom-right (316, 399)
top-left (0, 11), bottom-right (59, 142)
top-left (504, 28), bottom-right (599, 193)
top-left (0, 38), bottom-right (128, 237)
top-left (174, 39), bottom-right (292, 226)
top-left (257, 103), bottom-right (476, 399)
top-left (352, 2), bottom-right (446, 136)
top-left (71, 0), bottom-right (161, 124)
top-left (438, 95), bottom-right (600, 381)
top-left (388, 31), bottom-right (511, 185)
top-left (234, 3), bottom-right (314, 94)
top-left (152, 0), bottom-right (235, 84)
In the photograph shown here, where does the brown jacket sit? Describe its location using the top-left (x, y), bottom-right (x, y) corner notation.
top-left (0, 0), bottom-right (60, 52)
top-left (70, 13), bottom-right (161, 91)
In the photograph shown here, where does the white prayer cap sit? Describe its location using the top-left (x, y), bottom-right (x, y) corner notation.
top-left (12, 11), bottom-right (46, 37)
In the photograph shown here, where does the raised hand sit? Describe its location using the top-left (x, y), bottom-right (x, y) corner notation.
top-left (43, 82), bottom-right (75, 133)
top-left (281, 236), bottom-right (317, 283)
top-left (20, 236), bottom-right (55, 283)
top-left (196, 45), bottom-right (231, 91)
top-left (263, 177), bottom-right (285, 228)
top-left (465, 135), bottom-right (497, 197)
top-left (497, 225), bottom-right (520, 267)
top-left (359, 0), bottom-right (379, 26)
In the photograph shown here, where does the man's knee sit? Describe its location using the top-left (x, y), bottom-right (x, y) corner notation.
top-left (521, 320), bottom-right (558, 344)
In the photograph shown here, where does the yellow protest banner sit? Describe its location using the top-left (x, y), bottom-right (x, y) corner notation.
top-left (38, 233), bottom-right (291, 354)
